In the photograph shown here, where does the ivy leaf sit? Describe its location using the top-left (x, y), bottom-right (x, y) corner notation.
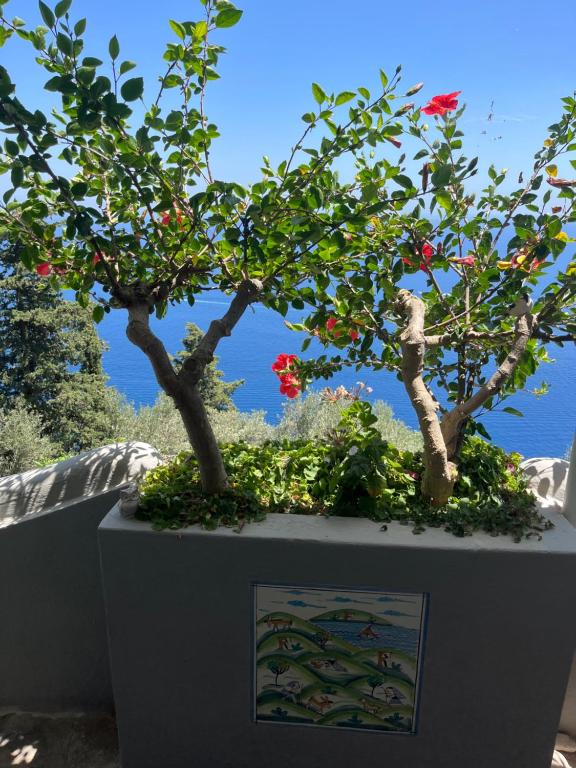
top-left (120, 77), bottom-right (144, 102)
top-left (214, 8), bottom-right (243, 27)
top-left (312, 82), bottom-right (326, 105)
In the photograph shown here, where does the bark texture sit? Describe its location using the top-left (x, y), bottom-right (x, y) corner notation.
top-left (395, 290), bottom-right (457, 504)
top-left (440, 313), bottom-right (535, 459)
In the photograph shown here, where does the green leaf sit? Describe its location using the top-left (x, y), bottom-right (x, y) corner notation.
top-left (431, 164), bottom-right (451, 187)
top-left (82, 56), bottom-right (102, 67)
top-left (11, 162), bottom-right (24, 188)
top-left (169, 19), bottom-right (185, 39)
top-left (435, 191), bottom-right (452, 212)
top-left (38, 1), bottom-right (55, 28)
top-left (503, 407), bottom-right (524, 417)
top-left (120, 76), bottom-right (143, 101)
top-left (119, 60), bottom-right (136, 75)
top-left (74, 18), bottom-right (86, 35)
top-left (108, 34), bottom-right (120, 60)
top-left (55, 0), bottom-right (72, 17)
top-left (392, 174), bottom-right (413, 189)
top-left (56, 31), bottom-right (73, 55)
top-left (92, 305), bottom-right (105, 323)
top-left (214, 8), bottom-right (243, 27)
top-left (312, 82), bottom-right (326, 105)
top-left (335, 91), bottom-right (355, 106)
top-left (4, 139), bottom-right (19, 156)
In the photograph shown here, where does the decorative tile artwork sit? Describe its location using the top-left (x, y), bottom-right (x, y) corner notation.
top-left (254, 584), bottom-right (427, 734)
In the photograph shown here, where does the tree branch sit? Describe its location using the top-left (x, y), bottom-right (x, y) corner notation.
top-left (179, 278), bottom-right (263, 386)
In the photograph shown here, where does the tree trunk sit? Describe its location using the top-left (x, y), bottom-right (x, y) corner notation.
top-left (395, 290), bottom-right (457, 504)
top-left (174, 385), bottom-right (229, 494)
top-left (125, 298), bottom-right (229, 493)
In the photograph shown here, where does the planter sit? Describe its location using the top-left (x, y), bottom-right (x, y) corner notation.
top-left (99, 504), bottom-right (576, 768)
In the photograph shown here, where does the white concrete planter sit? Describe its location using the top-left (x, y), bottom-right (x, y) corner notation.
top-left (99, 504), bottom-right (576, 768)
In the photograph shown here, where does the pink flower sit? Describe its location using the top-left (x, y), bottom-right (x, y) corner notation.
top-left (36, 263), bottom-right (52, 276)
top-left (453, 255), bottom-right (475, 267)
top-left (421, 91), bottom-right (462, 116)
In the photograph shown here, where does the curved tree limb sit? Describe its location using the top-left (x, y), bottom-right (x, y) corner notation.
top-left (395, 289), bottom-right (457, 504)
top-left (441, 312), bottom-right (535, 458)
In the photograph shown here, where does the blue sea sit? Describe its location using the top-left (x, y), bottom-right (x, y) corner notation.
top-left (315, 620), bottom-right (420, 656)
top-left (96, 294), bottom-right (576, 459)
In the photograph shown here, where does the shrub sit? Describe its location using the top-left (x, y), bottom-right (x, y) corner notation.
top-left (0, 401), bottom-right (62, 476)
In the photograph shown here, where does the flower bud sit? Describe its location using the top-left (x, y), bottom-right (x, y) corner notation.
top-left (405, 82), bottom-right (424, 96)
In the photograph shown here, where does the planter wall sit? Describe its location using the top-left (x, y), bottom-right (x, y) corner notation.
top-left (0, 442), bottom-right (161, 712)
top-left (99, 505), bottom-right (576, 768)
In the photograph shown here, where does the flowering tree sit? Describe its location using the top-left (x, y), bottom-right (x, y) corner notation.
top-left (0, 0), bottom-right (420, 492)
top-left (282, 92), bottom-right (576, 503)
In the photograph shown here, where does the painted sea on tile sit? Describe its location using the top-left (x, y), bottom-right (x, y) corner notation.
top-left (254, 585), bottom-right (427, 734)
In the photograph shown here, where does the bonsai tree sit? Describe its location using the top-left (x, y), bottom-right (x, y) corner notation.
top-left (283, 91), bottom-right (576, 503)
top-left (0, 0), bottom-right (420, 493)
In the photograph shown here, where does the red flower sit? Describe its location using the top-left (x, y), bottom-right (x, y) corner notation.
top-left (421, 91), bottom-right (462, 116)
top-left (349, 329), bottom-right (359, 341)
top-left (35, 263), bottom-right (52, 276)
top-left (271, 353), bottom-right (298, 373)
top-left (385, 136), bottom-right (402, 149)
top-left (278, 373), bottom-right (301, 399)
top-left (422, 243), bottom-right (434, 261)
top-left (419, 263), bottom-right (430, 273)
top-left (92, 252), bottom-right (102, 265)
top-left (402, 257), bottom-right (413, 267)
top-left (325, 317), bottom-right (338, 331)
top-left (161, 213), bottom-right (171, 226)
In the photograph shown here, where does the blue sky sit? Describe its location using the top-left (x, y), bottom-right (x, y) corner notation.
top-left (4, 0), bottom-right (576, 186)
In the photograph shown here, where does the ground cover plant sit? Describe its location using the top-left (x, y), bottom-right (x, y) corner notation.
top-left (137, 401), bottom-right (546, 541)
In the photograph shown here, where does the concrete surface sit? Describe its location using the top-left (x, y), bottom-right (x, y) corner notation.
top-left (99, 505), bottom-right (576, 768)
top-left (0, 443), bottom-right (162, 712)
top-left (0, 713), bottom-right (119, 768)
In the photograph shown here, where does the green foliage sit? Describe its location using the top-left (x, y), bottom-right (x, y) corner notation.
top-left (275, 391), bottom-right (422, 452)
top-left (137, 404), bottom-right (545, 541)
top-left (111, 390), bottom-right (419, 460)
top-left (173, 323), bottom-right (242, 410)
top-left (0, 238), bottom-right (117, 452)
top-left (0, 400), bottom-right (61, 475)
